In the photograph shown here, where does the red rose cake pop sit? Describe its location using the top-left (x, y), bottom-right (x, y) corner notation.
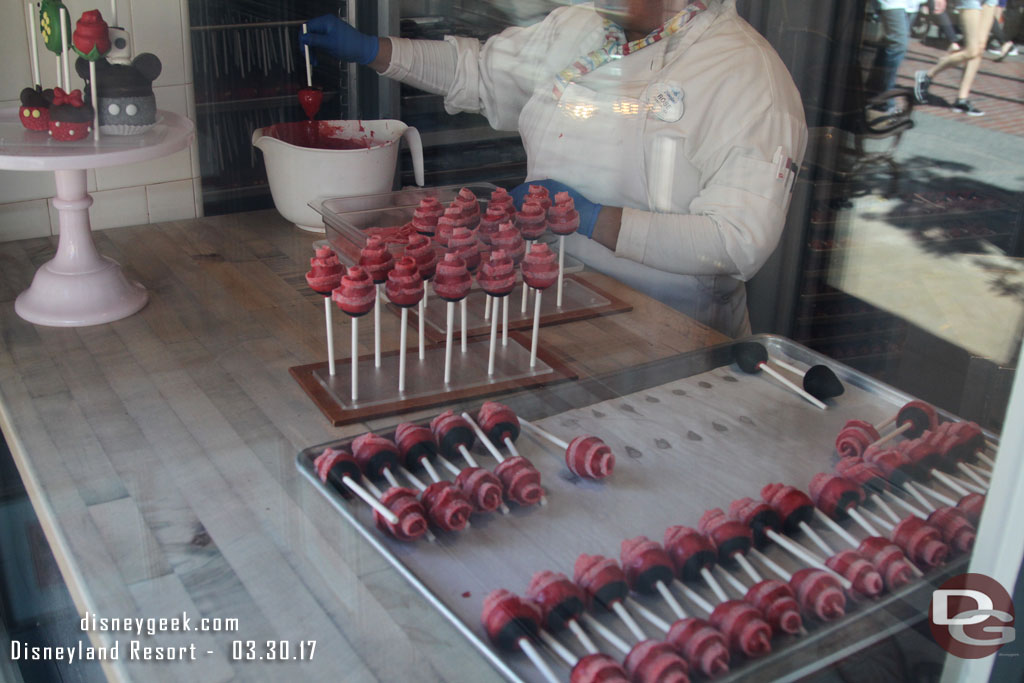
top-left (624, 640), bottom-right (690, 683)
top-left (385, 256), bottom-right (424, 308)
top-left (394, 423), bottom-right (438, 470)
top-left (566, 436), bottom-right (615, 479)
top-left (525, 184), bottom-right (553, 211)
top-left (333, 266), bottom-right (376, 316)
top-left (451, 187), bottom-right (481, 225)
top-left (374, 486), bottom-right (428, 541)
top-left (790, 568), bottom-right (846, 621)
top-left (547, 192), bottom-right (581, 236)
top-left (489, 187), bottom-right (517, 219)
top-left (522, 243), bottom-right (558, 290)
top-left (359, 236), bottom-right (395, 283)
top-left (306, 245), bottom-right (344, 294)
top-left (478, 250), bottom-right (517, 297)
top-left (516, 200), bottom-right (548, 241)
top-left (491, 224), bottom-right (526, 263)
top-left (728, 497), bottom-right (781, 549)
top-left (526, 570), bottom-right (586, 632)
top-left (666, 618), bottom-right (730, 678)
top-left (455, 467), bottom-right (504, 513)
top-left (570, 654), bottom-right (629, 683)
top-left (477, 206), bottom-right (507, 246)
top-left (857, 537), bottom-right (915, 591)
top-left (494, 456), bottom-right (544, 506)
top-left (351, 432), bottom-right (401, 480)
top-left (449, 227), bottom-right (481, 272)
top-left (421, 481), bottom-right (473, 532)
top-left (432, 252), bottom-right (472, 302)
top-left (664, 526), bottom-right (717, 582)
top-left (412, 197), bottom-right (444, 236)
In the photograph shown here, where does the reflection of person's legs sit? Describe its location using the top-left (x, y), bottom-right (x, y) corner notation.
top-left (867, 8), bottom-right (911, 103)
top-left (958, 4), bottom-right (996, 99)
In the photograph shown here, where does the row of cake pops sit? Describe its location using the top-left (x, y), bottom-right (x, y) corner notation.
top-left (306, 237), bottom-right (561, 402)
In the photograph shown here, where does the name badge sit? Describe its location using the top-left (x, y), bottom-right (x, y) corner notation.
top-left (646, 82), bottom-right (684, 122)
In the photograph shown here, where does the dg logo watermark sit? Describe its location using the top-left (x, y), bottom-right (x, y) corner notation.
top-left (930, 573), bottom-right (1016, 658)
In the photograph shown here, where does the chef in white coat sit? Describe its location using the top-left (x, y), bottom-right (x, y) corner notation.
top-left (302, 0), bottom-right (807, 337)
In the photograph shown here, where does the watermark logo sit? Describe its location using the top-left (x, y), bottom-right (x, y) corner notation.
top-left (930, 573), bottom-right (1015, 658)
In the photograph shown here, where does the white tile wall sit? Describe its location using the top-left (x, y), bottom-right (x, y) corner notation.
top-left (0, 199), bottom-right (51, 241)
top-left (1, 0), bottom-right (201, 243)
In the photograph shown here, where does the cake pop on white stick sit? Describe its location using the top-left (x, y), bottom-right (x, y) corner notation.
top-left (312, 448), bottom-right (399, 524)
top-left (519, 417), bottom-right (616, 480)
top-left (481, 591), bottom-right (560, 683)
top-left (358, 236), bottom-right (394, 370)
top-left (385, 257), bottom-right (424, 394)
top-left (305, 246), bottom-right (344, 376)
top-left (332, 267), bottom-right (376, 401)
top-left (521, 243), bottom-right (558, 367)
top-left (477, 250), bottom-right (516, 376)
top-left (763, 529), bottom-right (853, 590)
top-left (732, 343), bottom-right (827, 410)
top-left (431, 252), bottom-right (471, 385)
top-left (547, 191), bottom-right (582, 308)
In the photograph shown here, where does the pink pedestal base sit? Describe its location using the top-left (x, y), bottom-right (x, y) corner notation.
top-left (14, 168), bottom-right (147, 327)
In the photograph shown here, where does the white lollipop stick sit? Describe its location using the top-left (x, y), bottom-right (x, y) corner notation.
top-left (461, 298), bottom-right (468, 353)
top-left (859, 506), bottom-right (895, 533)
top-left (910, 480), bottom-right (957, 507)
top-left (443, 301), bottom-right (454, 385)
top-left (890, 485), bottom-right (932, 513)
top-left (610, 602), bottom-right (646, 642)
top-left (382, 468), bottom-right (400, 489)
top-left (502, 296), bottom-right (509, 347)
top-left (769, 357), bottom-right (805, 377)
top-left (813, 508), bottom-right (861, 549)
top-left (517, 638), bottom-right (559, 683)
top-left (932, 470), bottom-right (972, 496)
top-left (674, 580), bottom-right (715, 615)
top-left (110, 0), bottom-right (117, 27)
top-left (456, 444), bottom-right (479, 468)
top-left (374, 285), bottom-right (382, 368)
top-left (798, 520), bottom-right (836, 557)
top-left (484, 294), bottom-right (491, 320)
top-left (437, 456), bottom-right (461, 477)
top-left (90, 61), bottom-right (99, 140)
top-left (521, 276), bottom-right (528, 314)
top-left (28, 3), bottom-right (41, 86)
top-left (487, 297), bottom-right (498, 376)
top-left (957, 462), bottom-right (989, 489)
top-left (556, 235), bottom-right (565, 307)
top-left (749, 547), bottom-right (792, 582)
top-left (655, 581), bottom-right (686, 620)
top-left (362, 477), bottom-right (384, 498)
top-left (977, 449), bottom-right (996, 468)
top-left (884, 490), bottom-right (929, 516)
top-left (870, 421), bottom-right (913, 449)
top-left (418, 298), bottom-right (425, 361)
top-left (567, 620), bottom-right (597, 654)
top-left (869, 494), bottom-right (901, 525)
top-left (301, 23), bottom-right (312, 87)
top-left (538, 630), bottom-right (576, 668)
top-left (579, 613), bottom-right (630, 656)
top-left (398, 308), bottom-right (408, 393)
top-left (716, 566), bottom-right (748, 595)
top-left (339, 475), bottom-right (398, 524)
top-left (399, 466), bottom-right (427, 492)
top-left (765, 530), bottom-right (852, 590)
top-left (421, 459), bottom-right (442, 483)
top-left (530, 289), bottom-right (542, 368)
top-left (734, 553), bottom-right (763, 584)
top-left (504, 437), bottom-right (522, 459)
top-left (461, 412), bottom-right (505, 463)
top-left (627, 597), bottom-right (673, 632)
top-left (59, 7), bottom-right (70, 95)
top-left (757, 362), bottom-right (827, 410)
top-left (700, 567), bottom-right (729, 603)
top-left (423, 285), bottom-right (428, 307)
top-left (964, 461), bottom-right (991, 480)
top-left (847, 507), bottom-right (882, 535)
top-left (520, 418), bottom-right (569, 450)
top-left (324, 297), bottom-right (335, 376)
top-left (350, 316), bottom-right (359, 402)
top-left (55, 54), bottom-right (62, 89)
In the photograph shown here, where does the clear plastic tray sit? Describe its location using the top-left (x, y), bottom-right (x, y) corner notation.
top-left (311, 182), bottom-right (500, 253)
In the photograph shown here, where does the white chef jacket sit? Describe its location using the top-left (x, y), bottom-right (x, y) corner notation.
top-left (384, 0), bottom-right (807, 337)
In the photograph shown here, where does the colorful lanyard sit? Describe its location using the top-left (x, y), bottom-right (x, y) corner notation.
top-left (552, 2), bottom-right (707, 98)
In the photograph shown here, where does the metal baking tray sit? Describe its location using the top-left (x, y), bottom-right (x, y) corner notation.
top-left (296, 335), bottom-right (993, 682)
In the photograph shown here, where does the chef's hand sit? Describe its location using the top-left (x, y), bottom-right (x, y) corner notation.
top-left (509, 180), bottom-right (603, 238)
top-left (300, 14), bottom-right (379, 65)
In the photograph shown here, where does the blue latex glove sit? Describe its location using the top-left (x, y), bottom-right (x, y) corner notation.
top-left (509, 179), bottom-right (603, 238)
top-left (299, 14), bottom-right (379, 65)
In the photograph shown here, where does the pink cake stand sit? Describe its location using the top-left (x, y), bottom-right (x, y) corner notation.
top-left (0, 108), bottom-right (194, 327)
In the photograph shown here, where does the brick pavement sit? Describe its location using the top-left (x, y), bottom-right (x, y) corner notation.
top-left (898, 38), bottom-right (1024, 137)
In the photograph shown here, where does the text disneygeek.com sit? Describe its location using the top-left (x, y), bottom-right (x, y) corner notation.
top-left (7, 612), bottom-right (314, 664)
